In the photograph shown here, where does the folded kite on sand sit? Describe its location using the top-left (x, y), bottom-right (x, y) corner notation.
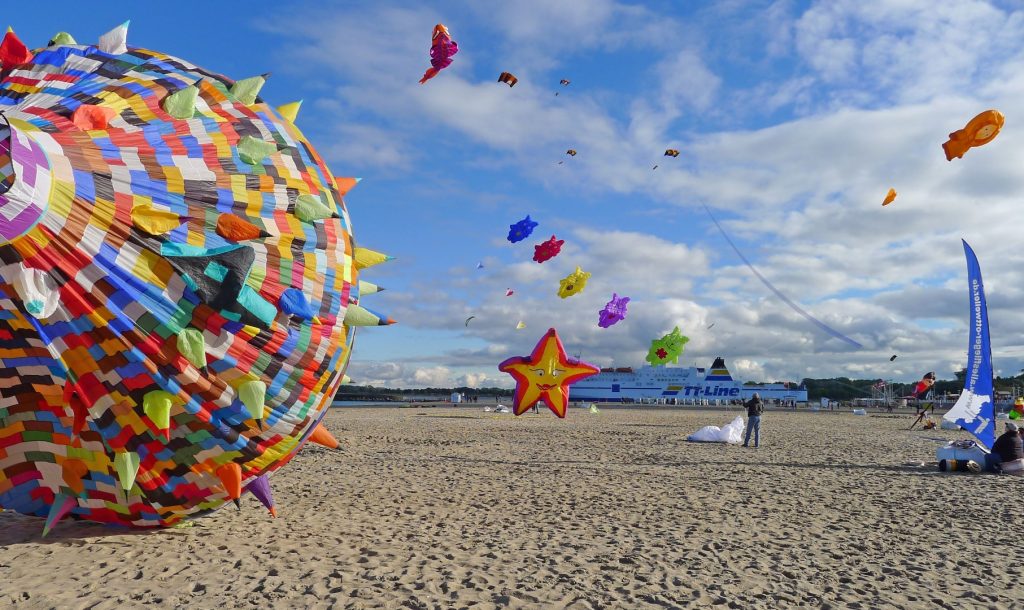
top-left (687, 416), bottom-right (745, 444)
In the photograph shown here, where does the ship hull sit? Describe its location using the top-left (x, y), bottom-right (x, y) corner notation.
top-left (571, 360), bottom-right (807, 404)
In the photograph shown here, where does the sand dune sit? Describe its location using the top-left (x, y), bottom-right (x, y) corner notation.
top-left (1, 407), bottom-right (1020, 609)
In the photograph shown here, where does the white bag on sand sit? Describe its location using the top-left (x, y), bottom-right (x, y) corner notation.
top-left (687, 416), bottom-right (745, 444)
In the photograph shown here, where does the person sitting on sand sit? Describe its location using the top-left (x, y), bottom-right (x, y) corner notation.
top-left (742, 393), bottom-right (763, 448)
top-left (990, 422), bottom-right (1024, 473)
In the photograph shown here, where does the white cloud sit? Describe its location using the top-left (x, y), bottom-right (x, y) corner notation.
top-left (655, 50), bottom-right (721, 114)
top-left (794, 0), bottom-right (1024, 103)
top-left (412, 366), bottom-right (454, 387)
top-left (455, 372), bottom-right (492, 388)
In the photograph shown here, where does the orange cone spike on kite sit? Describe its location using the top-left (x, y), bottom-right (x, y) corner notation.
top-left (215, 463), bottom-right (243, 500)
top-left (216, 213), bottom-right (268, 241)
top-left (308, 424), bottom-right (339, 449)
top-left (61, 459), bottom-right (89, 496)
top-left (335, 176), bottom-right (360, 196)
top-left (71, 104), bottom-right (117, 130)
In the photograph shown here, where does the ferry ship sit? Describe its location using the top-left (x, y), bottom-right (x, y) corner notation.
top-left (571, 357), bottom-right (808, 404)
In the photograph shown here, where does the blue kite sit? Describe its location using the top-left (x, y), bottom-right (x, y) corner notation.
top-left (507, 215), bottom-right (538, 244)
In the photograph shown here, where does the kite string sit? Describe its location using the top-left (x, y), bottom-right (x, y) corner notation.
top-left (701, 204), bottom-right (863, 349)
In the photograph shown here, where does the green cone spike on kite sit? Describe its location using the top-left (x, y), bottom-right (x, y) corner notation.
top-left (42, 493), bottom-right (77, 537)
top-left (162, 85), bottom-right (198, 119)
top-left (357, 280), bottom-right (383, 295)
top-left (341, 374), bottom-right (352, 384)
top-left (49, 31), bottom-right (76, 45)
top-left (238, 380), bottom-right (267, 420)
top-left (237, 136), bottom-right (277, 165)
top-left (230, 73), bottom-right (268, 105)
top-left (276, 100), bottom-right (302, 123)
top-left (114, 451), bottom-right (141, 491)
top-left (344, 304), bottom-right (395, 326)
top-left (143, 390), bottom-right (174, 437)
top-left (294, 194), bottom-right (337, 222)
top-left (176, 328), bottom-right (206, 368)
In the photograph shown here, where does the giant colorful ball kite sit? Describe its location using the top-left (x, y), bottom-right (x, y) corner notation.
top-left (0, 25), bottom-right (393, 530)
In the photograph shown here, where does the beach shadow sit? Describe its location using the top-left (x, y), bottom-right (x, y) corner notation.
top-left (689, 460), bottom-right (944, 474)
top-left (434, 454), bottom-right (599, 467)
top-left (0, 510), bottom-right (202, 546)
top-left (427, 454), bottom-right (948, 476)
top-left (414, 414), bottom-right (483, 420)
top-left (917, 435), bottom-right (958, 443)
top-left (620, 423), bottom-right (690, 429)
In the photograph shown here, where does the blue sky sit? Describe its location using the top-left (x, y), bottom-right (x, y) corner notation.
top-left (8, 1), bottom-right (1024, 388)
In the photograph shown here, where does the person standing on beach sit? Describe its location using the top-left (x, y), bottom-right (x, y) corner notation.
top-left (742, 393), bottom-right (763, 448)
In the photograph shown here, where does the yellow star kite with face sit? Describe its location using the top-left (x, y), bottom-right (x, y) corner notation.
top-left (498, 328), bottom-right (599, 417)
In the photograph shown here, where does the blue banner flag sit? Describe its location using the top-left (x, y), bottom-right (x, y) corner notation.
top-left (943, 240), bottom-right (995, 449)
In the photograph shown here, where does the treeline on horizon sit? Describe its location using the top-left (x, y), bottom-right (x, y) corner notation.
top-left (798, 369), bottom-right (1023, 401)
top-left (337, 369), bottom-right (1024, 402)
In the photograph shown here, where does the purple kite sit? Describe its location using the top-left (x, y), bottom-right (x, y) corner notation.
top-left (419, 24), bottom-right (459, 84)
top-left (533, 235), bottom-right (564, 263)
top-left (508, 215), bottom-right (538, 243)
top-left (599, 293), bottom-right (630, 328)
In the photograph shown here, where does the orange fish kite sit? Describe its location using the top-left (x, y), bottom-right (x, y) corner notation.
top-left (942, 110), bottom-right (1004, 161)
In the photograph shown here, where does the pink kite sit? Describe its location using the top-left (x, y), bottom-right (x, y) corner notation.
top-left (533, 235), bottom-right (564, 263)
top-left (505, 288), bottom-right (514, 297)
top-left (598, 293), bottom-right (630, 328)
top-left (419, 24), bottom-right (459, 84)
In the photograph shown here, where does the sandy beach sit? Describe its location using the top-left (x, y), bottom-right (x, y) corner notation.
top-left (1, 406), bottom-right (1020, 609)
